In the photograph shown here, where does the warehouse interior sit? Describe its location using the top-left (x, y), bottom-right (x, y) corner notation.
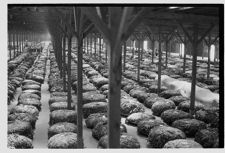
top-left (7, 5), bottom-right (223, 149)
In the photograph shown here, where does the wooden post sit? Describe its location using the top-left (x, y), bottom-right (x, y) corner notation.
top-left (73, 7), bottom-right (86, 148)
top-left (16, 32), bottom-right (19, 56)
top-left (90, 34), bottom-right (92, 56)
top-left (77, 35), bottom-right (84, 148)
top-left (137, 40), bottom-right (141, 82)
top-left (81, 7), bottom-right (148, 148)
top-left (94, 34), bottom-right (97, 58)
top-left (105, 40), bottom-right (108, 63)
top-left (19, 32), bottom-right (21, 53)
top-left (140, 40), bottom-right (143, 61)
top-left (152, 39), bottom-right (155, 63)
top-left (99, 36), bottom-right (102, 61)
top-left (13, 31), bottom-right (16, 58)
top-left (158, 31), bottom-right (162, 95)
top-left (123, 41), bottom-right (126, 72)
top-left (165, 40), bottom-right (168, 68)
top-left (58, 35), bottom-right (63, 78)
top-left (170, 41), bottom-right (172, 56)
top-left (22, 32), bottom-right (24, 50)
top-left (67, 36), bottom-right (72, 109)
top-left (132, 40), bottom-right (135, 58)
top-left (204, 34), bottom-right (212, 80)
top-left (183, 41), bottom-right (187, 74)
top-left (62, 36), bottom-right (67, 91)
top-left (202, 42), bottom-right (204, 60)
top-left (189, 24), bottom-right (199, 115)
top-left (108, 41), bottom-right (122, 148)
top-left (86, 36), bottom-right (89, 54)
top-left (9, 32), bottom-right (12, 60)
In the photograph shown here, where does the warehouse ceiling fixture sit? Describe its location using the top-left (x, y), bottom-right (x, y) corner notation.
top-left (179, 7), bottom-right (194, 10)
top-left (169, 7), bottom-right (179, 9)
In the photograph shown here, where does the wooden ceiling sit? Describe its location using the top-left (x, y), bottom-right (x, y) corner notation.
top-left (8, 5), bottom-right (220, 41)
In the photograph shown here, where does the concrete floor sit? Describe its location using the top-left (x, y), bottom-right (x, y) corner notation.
top-left (33, 59), bottom-right (50, 148)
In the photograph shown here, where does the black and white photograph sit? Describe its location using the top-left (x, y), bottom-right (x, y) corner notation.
top-left (0, 0), bottom-right (224, 150)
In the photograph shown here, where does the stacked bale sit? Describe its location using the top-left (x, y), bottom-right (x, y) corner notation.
top-left (98, 134), bottom-right (140, 148)
top-left (125, 112), bottom-right (155, 126)
top-left (8, 52), bottom-right (39, 104)
top-left (172, 119), bottom-right (207, 137)
top-left (92, 122), bottom-right (127, 140)
top-left (195, 128), bottom-right (219, 148)
top-left (163, 139), bottom-right (202, 148)
top-left (8, 47), bottom-right (48, 149)
top-left (137, 119), bottom-right (166, 136)
top-left (48, 51), bottom-right (78, 149)
top-left (147, 125), bottom-right (186, 148)
top-left (8, 134), bottom-right (33, 149)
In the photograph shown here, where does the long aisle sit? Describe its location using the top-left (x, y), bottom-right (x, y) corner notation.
top-left (33, 54), bottom-right (50, 148)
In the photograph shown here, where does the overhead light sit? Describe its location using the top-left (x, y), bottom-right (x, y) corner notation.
top-left (179, 7), bottom-right (194, 10)
top-left (169, 7), bottom-right (179, 9)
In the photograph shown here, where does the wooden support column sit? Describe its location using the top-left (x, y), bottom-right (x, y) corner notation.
top-left (28, 32), bottom-right (30, 42)
top-left (58, 35), bottom-right (63, 78)
top-left (19, 32), bottom-right (21, 53)
top-left (77, 34), bottom-right (84, 148)
top-left (108, 40), bottom-right (122, 148)
top-left (132, 40), bottom-right (135, 58)
top-left (207, 43), bottom-right (211, 79)
top-left (67, 36), bottom-right (72, 109)
top-left (140, 40), bottom-right (143, 61)
top-left (22, 32), bottom-right (24, 49)
top-left (183, 40), bottom-right (187, 73)
top-left (202, 48), bottom-right (204, 59)
top-left (87, 36), bottom-right (89, 54)
top-left (81, 6), bottom-right (148, 148)
top-left (90, 34), bottom-right (93, 56)
top-left (94, 34), bottom-right (97, 58)
top-left (157, 33), bottom-right (162, 95)
top-left (152, 39), bottom-right (155, 63)
top-left (16, 32), bottom-right (19, 56)
top-left (178, 20), bottom-right (213, 115)
top-left (12, 31), bottom-right (16, 58)
top-left (204, 34), bottom-right (218, 79)
top-left (73, 7), bottom-right (96, 148)
top-left (165, 40), bottom-right (168, 68)
top-left (123, 41), bottom-right (126, 72)
top-left (23, 32), bottom-right (25, 49)
top-left (62, 36), bottom-right (67, 91)
top-left (99, 36), bottom-right (102, 61)
top-left (105, 40), bottom-right (108, 63)
top-left (137, 40), bottom-right (141, 82)
top-left (169, 41), bottom-right (172, 56)
top-left (189, 24), bottom-right (199, 115)
top-left (8, 32), bottom-right (12, 60)
top-left (21, 32), bottom-right (23, 50)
